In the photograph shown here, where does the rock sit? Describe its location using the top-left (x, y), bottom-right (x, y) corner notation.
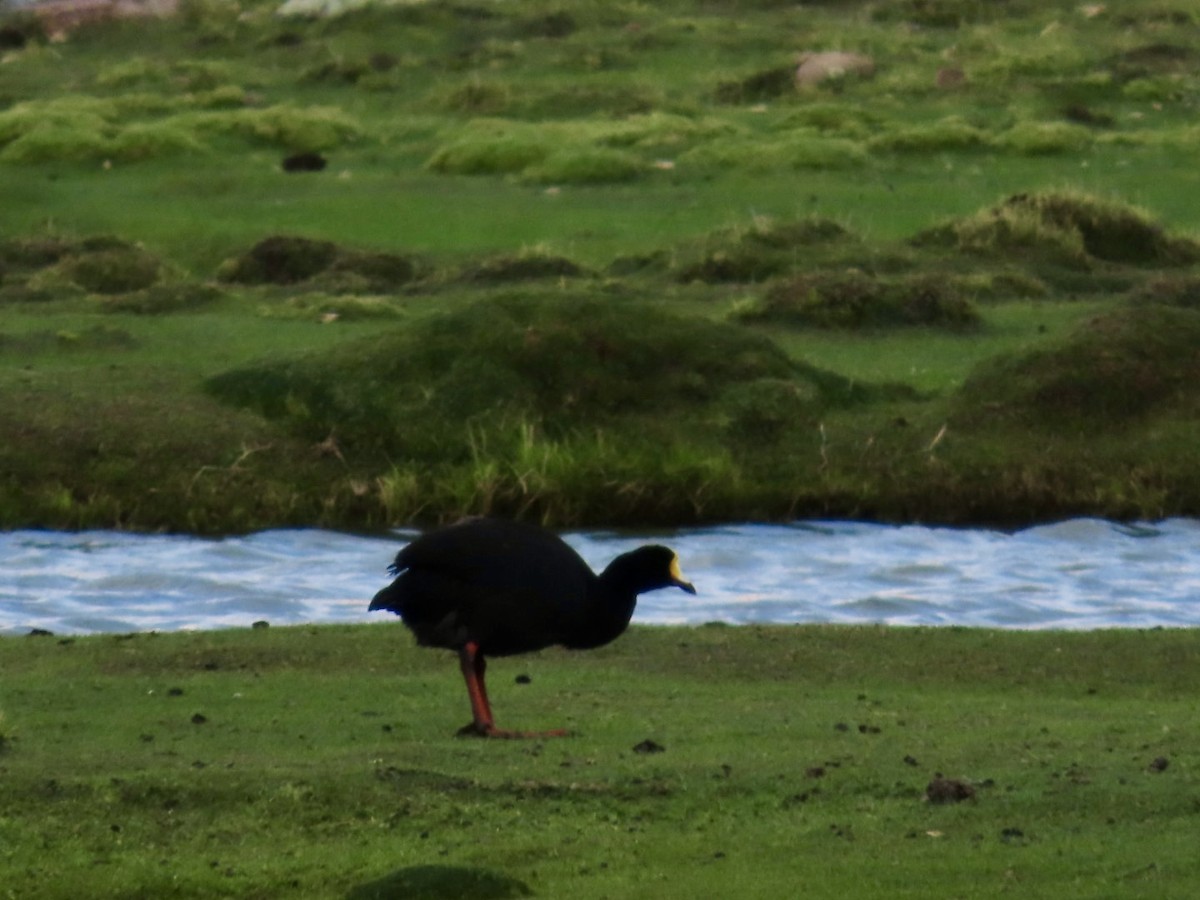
top-left (795, 52), bottom-right (875, 88)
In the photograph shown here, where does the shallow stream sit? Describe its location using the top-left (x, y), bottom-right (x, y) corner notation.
top-left (3, 518), bottom-right (1197, 636)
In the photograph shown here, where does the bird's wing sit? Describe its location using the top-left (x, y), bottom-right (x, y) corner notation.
top-left (391, 518), bottom-right (589, 590)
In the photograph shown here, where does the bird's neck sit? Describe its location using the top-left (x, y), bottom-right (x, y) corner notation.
top-left (561, 576), bottom-right (637, 650)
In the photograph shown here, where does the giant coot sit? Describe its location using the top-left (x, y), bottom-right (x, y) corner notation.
top-left (370, 517), bottom-right (696, 738)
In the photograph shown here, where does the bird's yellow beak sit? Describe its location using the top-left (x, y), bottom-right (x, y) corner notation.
top-left (670, 555), bottom-right (697, 594)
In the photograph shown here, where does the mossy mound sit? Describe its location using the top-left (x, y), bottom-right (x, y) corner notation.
top-left (459, 251), bottom-right (587, 284)
top-left (0, 235), bottom-right (165, 297)
top-left (872, 0), bottom-right (1035, 27)
top-left (954, 304), bottom-right (1200, 431)
top-left (206, 292), bottom-right (871, 461)
top-left (915, 191), bottom-right (1200, 269)
top-left (739, 270), bottom-right (981, 330)
top-left (97, 283), bottom-right (226, 314)
top-left (1126, 275), bottom-right (1200, 309)
top-left (714, 66), bottom-right (797, 104)
top-left (217, 236), bottom-right (421, 291)
top-left (671, 216), bottom-right (852, 284)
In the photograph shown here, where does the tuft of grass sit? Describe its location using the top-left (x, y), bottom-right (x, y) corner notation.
top-left (379, 420), bottom-right (746, 525)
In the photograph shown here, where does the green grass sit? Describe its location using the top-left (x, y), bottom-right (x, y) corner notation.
top-left (2, 624), bottom-right (1199, 898)
top-left (4, 0), bottom-right (1200, 529)
top-left (767, 300), bottom-right (1110, 393)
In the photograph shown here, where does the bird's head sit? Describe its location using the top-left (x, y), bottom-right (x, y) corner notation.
top-left (604, 545), bottom-right (696, 595)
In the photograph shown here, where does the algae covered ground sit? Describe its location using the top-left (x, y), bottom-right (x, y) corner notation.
top-left (3, 0), bottom-right (1200, 531)
top-left (2, 624), bottom-right (1199, 898)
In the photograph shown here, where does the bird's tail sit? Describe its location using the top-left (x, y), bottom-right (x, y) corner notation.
top-left (368, 582), bottom-right (404, 614)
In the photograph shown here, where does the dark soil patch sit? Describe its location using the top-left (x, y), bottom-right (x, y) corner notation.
top-left (632, 738), bottom-right (665, 754)
top-left (282, 151), bottom-right (327, 172)
top-left (925, 776), bottom-right (975, 804)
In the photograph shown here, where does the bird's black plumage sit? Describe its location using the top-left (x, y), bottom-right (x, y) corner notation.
top-left (369, 517), bottom-right (695, 737)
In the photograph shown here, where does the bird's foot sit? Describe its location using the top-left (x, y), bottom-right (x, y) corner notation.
top-left (456, 721), bottom-right (573, 739)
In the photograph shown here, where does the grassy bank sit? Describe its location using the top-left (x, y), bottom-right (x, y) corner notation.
top-left (2, 623), bottom-right (1199, 898)
top-left (3, 0), bottom-right (1200, 531)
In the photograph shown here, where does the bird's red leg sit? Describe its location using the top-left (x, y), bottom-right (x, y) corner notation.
top-left (457, 642), bottom-right (496, 737)
top-left (455, 641), bottom-right (571, 739)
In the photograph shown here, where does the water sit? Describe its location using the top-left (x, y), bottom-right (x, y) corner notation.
top-left (1, 519), bottom-right (1198, 636)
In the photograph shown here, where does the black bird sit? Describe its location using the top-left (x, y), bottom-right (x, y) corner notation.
top-left (369, 517), bottom-right (696, 738)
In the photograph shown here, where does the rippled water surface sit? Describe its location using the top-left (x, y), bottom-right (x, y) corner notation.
top-left (2, 519), bottom-right (1198, 636)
